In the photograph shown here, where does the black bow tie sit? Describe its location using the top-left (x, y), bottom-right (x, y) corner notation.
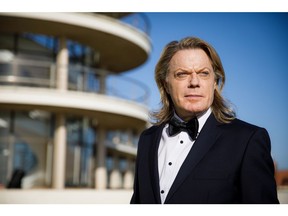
top-left (168, 116), bottom-right (199, 140)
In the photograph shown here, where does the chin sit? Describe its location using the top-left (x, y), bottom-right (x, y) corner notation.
top-left (183, 106), bottom-right (207, 115)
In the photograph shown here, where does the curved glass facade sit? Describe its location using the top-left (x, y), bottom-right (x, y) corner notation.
top-left (0, 33), bottom-right (149, 104)
top-left (0, 111), bottom-right (52, 188)
top-left (0, 13), bottom-right (149, 192)
top-left (0, 110), bottom-right (137, 189)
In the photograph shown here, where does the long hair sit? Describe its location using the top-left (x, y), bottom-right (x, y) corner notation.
top-left (151, 36), bottom-right (235, 125)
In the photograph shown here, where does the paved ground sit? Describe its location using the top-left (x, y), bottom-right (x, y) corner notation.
top-left (278, 187), bottom-right (288, 204)
top-left (0, 188), bottom-right (287, 204)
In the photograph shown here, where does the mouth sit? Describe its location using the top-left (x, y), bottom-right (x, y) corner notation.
top-left (185, 94), bottom-right (203, 98)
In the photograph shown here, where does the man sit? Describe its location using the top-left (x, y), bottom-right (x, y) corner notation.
top-left (130, 37), bottom-right (279, 204)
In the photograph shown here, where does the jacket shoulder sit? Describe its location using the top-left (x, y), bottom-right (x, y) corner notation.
top-left (225, 118), bottom-right (263, 131)
top-left (140, 124), bottom-right (164, 136)
top-left (220, 118), bottom-right (270, 140)
top-left (137, 124), bottom-right (164, 151)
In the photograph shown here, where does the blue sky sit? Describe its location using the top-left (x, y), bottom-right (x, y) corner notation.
top-left (126, 13), bottom-right (288, 170)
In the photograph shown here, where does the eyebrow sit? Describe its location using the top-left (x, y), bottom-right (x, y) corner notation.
top-left (173, 66), bottom-right (212, 72)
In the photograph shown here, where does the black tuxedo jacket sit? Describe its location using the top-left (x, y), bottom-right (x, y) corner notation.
top-left (130, 113), bottom-right (279, 204)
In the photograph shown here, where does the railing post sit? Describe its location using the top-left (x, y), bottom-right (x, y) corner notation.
top-left (99, 69), bottom-right (106, 94)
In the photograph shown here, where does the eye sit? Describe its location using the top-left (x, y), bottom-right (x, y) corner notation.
top-left (197, 71), bottom-right (210, 78)
top-left (175, 71), bottom-right (189, 79)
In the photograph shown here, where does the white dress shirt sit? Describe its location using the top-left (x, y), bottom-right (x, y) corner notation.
top-left (158, 108), bottom-right (212, 203)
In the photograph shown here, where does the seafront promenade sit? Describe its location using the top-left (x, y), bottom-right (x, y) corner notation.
top-left (0, 188), bottom-right (287, 204)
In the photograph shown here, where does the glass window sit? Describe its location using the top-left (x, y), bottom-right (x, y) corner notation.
top-left (14, 111), bottom-right (51, 188)
top-left (0, 110), bottom-right (52, 188)
top-left (66, 117), bottom-right (96, 187)
top-left (0, 112), bottom-right (10, 187)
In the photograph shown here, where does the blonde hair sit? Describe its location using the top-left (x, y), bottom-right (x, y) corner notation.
top-left (151, 37), bottom-right (235, 125)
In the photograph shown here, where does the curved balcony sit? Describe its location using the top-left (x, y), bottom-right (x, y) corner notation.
top-left (0, 12), bottom-right (151, 192)
top-left (0, 58), bottom-right (150, 127)
top-left (0, 12), bottom-right (152, 72)
top-left (0, 57), bottom-right (150, 104)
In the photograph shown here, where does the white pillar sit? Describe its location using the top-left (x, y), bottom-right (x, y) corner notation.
top-left (109, 156), bottom-right (122, 189)
top-left (56, 37), bottom-right (68, 91)
top-left (95, 127), bottom-right (107, 189)
top-left (123, 159), bottom-right (134, 189)
top-left (52, 37), bottom-right (69, 189)
top-left (52, 114), bottom-right (66, 189)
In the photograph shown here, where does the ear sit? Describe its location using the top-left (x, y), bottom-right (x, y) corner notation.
top-left (164, 78), bottom-right (170, 94)
top-left (214, 80), bottom-right (217, 90)
top-left (214, 73), bottom-right (219, 90)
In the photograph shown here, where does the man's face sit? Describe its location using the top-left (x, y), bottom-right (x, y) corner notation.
top-left (166, 49), bottom-right (216, 121)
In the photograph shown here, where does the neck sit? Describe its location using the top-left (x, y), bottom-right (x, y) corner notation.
top-left (174, 108), bottom-right (211, 122)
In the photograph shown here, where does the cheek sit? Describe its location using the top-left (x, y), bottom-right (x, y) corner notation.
top-left (167, 85), bottom-right (184, 106)
top-left (166, 80), bottom-right (177, 95)
top-left (170, 84), bottom-right (184, 100)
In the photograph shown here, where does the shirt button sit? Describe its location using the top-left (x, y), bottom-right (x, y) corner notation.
top-left (168, 162), bottom-right (172, 166)
top-left (180, 140), bottom-right (184, 144)
top-left (161, 190), bottom-right (165, 194)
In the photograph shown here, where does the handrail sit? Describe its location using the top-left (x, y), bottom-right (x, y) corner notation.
top-left (0, 60), bottom-right (150, 105)
top-left (119, 13), bottom-right (151, 36)
top-left (107, 73), bottom-right (150, 104)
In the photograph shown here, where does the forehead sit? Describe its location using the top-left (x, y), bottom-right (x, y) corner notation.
top-left (169, 49), bottom-right (212, 70)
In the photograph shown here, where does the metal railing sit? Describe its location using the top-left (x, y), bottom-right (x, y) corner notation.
top-left (119, 13), bottom-right (151, 36)
top-left (0, 59), bottom-right (150, 105)
top-left (88, 12), bottom-right (151, 36)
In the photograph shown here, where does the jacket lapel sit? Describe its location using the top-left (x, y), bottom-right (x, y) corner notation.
top-left (165, 114), bottom-right (222, 203)
top-left (148, 124), bottom-right (165, 204)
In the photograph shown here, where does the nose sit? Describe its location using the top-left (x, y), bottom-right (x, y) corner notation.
top-left (189, 72), bottom-right (200, 88)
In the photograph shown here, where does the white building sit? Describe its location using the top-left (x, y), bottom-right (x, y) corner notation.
top-left (0, 12), bottom-right (151, 203)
